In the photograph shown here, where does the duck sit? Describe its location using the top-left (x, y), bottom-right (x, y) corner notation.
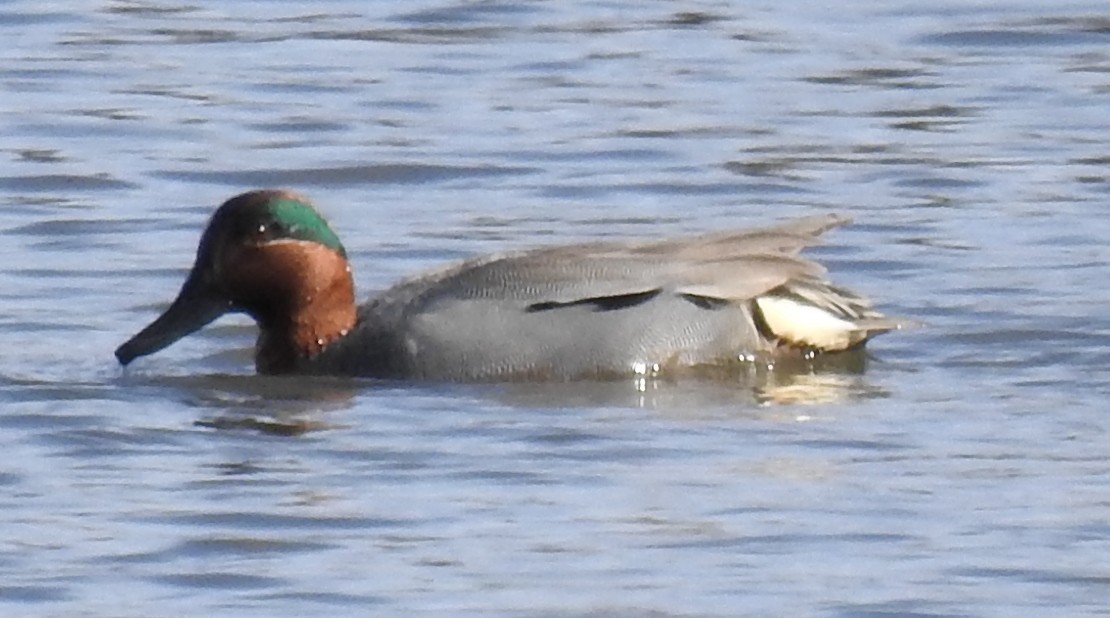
top-left (115, 189), bottom-right (904, 381)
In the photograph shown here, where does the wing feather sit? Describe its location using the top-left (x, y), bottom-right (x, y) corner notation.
top-left (373, 214), bottom-right (850, 312)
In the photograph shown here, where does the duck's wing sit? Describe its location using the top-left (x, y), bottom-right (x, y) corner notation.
top-left (386, 214), bottom-right (848, 310)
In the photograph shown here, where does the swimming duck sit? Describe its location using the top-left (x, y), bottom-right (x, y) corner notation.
top-left (116, 189), bottom-right (903, 380)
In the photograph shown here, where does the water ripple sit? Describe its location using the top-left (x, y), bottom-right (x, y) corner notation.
top-left (154, 163), bottom-right (537, 187)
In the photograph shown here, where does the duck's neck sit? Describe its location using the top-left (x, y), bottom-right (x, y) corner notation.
top-left (250, 247), bottom-right (358, 375)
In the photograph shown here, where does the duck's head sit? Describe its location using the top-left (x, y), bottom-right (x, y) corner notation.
top-left (116, 189), bottom-right (357, 373)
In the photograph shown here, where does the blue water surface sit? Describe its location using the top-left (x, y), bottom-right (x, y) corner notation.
top-left (1, 1), bottom-right (1108, 616)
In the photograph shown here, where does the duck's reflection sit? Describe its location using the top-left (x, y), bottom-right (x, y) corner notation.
top-left (125, 372), bottom-right (363, 435)
top-left (484, 350), bottom-right (888, 413)
top-left (122, 349), bottom-right (889, 435)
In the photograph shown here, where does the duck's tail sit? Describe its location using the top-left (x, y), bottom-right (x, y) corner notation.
top-left (753, 277), bottom-right (910, 352)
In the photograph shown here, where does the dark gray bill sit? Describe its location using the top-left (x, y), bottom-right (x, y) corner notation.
top-left (115, 271), bottom-right (230, 366)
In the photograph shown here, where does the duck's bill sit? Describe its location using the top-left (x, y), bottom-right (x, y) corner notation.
top-left (115, 274), bottom-right (230, 366)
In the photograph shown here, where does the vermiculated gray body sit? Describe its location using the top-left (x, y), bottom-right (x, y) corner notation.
top-left (306, 214), bottom-right (900, 381)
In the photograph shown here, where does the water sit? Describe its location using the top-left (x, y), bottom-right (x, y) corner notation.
top-left (2, 1), bottom-right (1109, 615)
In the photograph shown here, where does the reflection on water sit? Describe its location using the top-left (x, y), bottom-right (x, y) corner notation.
top-left (756, 372), bottom-right (880, 406)
top-left (485, 352), bottom-right (890, 412)
top-left (126, 351), bottom-right (891, 435)
top-left (127, 374), bottom-right (365, 435)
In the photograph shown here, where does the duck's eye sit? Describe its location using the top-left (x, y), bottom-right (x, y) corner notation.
top-left (252, 221), bottom-right (285, 241)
